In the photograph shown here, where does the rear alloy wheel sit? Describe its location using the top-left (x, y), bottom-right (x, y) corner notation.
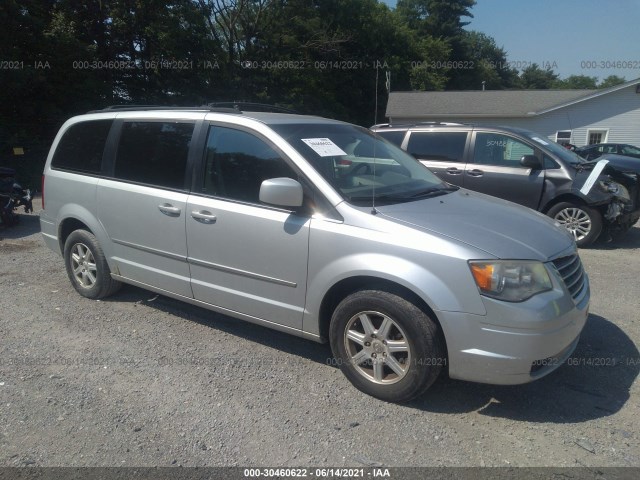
top-left (329, 289), bottom-right (445, 402)
top-left (64, 230), bottom-right (122, 299)
top-left (547, 202), bottom-right (602, 247)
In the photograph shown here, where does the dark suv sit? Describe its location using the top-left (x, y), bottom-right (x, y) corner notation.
top-left (574, 143), bottom-right (640, 161)
top-left (371, 123), bottom-right (640, 247)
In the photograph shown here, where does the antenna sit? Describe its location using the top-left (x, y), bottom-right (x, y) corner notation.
top-left (371, 135), bottom-right (377, 215)
top-left (374, 63), bottom-right (379, 125)
top-left (372, 62), bottom-right (379, 214)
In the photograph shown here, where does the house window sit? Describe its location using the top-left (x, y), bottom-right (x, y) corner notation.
top-left (587, 129), bottom-right (608, 145)
top-left (555, 130), bottom-right (572, 146)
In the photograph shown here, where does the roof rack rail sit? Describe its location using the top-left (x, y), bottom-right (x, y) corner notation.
top-left (86, 105), bottom-right (240, 114)
top-left (207, 102), bottom-right (299, 114)
top-left (413, 121), bottom-right (466, 126)
top-left (371, 121), bottom-right (468, 129)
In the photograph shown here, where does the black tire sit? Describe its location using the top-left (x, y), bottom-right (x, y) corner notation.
top-left (329, 289), bottom-right (445, 403)
top-left (547, 202), bottom-right (603, 247)
top-left (63, 230), bottom-right (122, 299)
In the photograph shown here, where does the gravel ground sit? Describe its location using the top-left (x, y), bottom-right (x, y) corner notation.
top-left (1, 200), bottom-right (638, 468)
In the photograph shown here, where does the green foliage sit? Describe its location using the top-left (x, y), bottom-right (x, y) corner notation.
top-left (520, 64), bottom-right (560, 89)
top-left (553, 75), bottom-right (598, 89)
top-left (0, 0), bottom-right (631, 178)
top-left (598, 75), bottom-right (627, 89)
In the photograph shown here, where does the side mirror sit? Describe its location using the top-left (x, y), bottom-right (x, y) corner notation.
top-left (259, 177), bottom-right (304, 208)
top-left (520, 155), bottom-right (542, 170)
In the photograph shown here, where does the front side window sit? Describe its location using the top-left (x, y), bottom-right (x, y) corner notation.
top-left (114, 121), bottom-right (194, 189)
top-left (202, 126), bottom-right (297, 204)
top-left (543, 155), bottom-right (560, 169)
top-left (52, 120), bottom-right (113, 174)
top-left (271, 123), bottom-right (450, 206)
top-left (407, 131), bottom-right (467, 162)
top-left (473, 133), bottom-right (534, 167)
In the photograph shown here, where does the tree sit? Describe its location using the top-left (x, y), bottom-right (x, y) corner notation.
top-left (520, 64), bottom-right (559, 89)
top-left (599, 75), bottom-right (626, 89)
top-left (554, 75), bottom-right (598, 89)
top-left (423, 0), bottom-right (476, 39)
top-left (461, 31), bottom-right (520, 90)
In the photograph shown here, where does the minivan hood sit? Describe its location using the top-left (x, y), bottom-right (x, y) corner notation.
top-left (375, 190), bottom-right (574, 261)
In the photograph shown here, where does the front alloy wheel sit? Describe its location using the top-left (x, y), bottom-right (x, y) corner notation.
top-left (330, 289), bottom-right (445, 402)
top-left (547, 202), bottom-right (602, 247)
top-left (554, 207), bottom-right (592, 242)
top-left (344, 311), bottom-right (411, 385)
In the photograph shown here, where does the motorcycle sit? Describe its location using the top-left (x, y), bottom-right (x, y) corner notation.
top-left (0, 167), bottom-right (33, 226)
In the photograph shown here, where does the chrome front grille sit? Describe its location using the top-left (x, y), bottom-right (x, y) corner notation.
top-left (552, 254), bottom-right (587, 303)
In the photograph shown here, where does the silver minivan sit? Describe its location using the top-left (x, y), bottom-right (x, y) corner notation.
top-left (40, 107), bottom-right (589, 402)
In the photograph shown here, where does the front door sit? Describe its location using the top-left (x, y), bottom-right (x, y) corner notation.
top-left (464, 131), bottom-right (544, 209)
top-left (186, 124), bottom-right (310, 330)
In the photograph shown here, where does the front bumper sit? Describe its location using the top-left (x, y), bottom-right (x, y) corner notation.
top-left (436, 269), bottom-right (589, 385)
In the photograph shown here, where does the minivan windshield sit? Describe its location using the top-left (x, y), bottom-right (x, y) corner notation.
top-left (525, 132), bottom-right (586, 165)
top-left (271, 123), bottom-right (453, 205)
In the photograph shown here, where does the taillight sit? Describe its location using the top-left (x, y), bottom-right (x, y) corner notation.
top-left (41, 174), bottom-right (45, 209)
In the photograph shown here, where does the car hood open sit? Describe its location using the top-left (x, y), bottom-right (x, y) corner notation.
top-left (375, 189), bottom-right (574, 261)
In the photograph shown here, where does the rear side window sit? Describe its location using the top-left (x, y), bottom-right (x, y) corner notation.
top-left (51, 120), bottom-right (113, 174)
top-left (406, 132), bottom-right (467, 162)
top-left (114, 121), bottom-right (194, 190)
top-left (376, 130), bottom-right (406, 147)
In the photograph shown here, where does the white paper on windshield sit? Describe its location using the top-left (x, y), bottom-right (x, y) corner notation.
top-left (580, 159), bottom-right (609, 195)
top-left (301, 138), bottom-right (347, 157)
top-left (531, 136), bottom-right (550, 146)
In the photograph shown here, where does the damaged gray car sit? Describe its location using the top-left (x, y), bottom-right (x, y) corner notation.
top-left (372, 124), bottom-right (640, 247)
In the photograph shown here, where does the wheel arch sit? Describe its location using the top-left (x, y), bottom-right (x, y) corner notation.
top-left (316, 276), bottom-right (448, 358)
top-left (541, 192), bottom-right (610, 215)
top-left (541, 194), bottom-right (589, 214)
top-left (58, 217), bottom-right (94, 253)
top-left (56, 204), bottom-right (113, 267)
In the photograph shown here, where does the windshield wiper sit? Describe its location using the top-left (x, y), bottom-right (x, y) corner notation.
top-left (349, 186), bottom-right (459, 203)
top-left (408, 185), bottom-right (459, 198)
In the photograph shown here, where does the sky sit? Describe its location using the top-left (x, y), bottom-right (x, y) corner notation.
top-left (382, 0), bottom-right (640, 82)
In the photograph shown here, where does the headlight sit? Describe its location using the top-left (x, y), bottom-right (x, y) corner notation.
top-left (469, 261), bottom-right (552, 302)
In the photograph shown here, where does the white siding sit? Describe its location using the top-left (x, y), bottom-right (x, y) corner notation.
top-left (390, 84), bottom-right (640, 147)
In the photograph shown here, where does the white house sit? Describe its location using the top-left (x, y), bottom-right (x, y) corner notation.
top-left (385, 78), bottom-right (640, 147)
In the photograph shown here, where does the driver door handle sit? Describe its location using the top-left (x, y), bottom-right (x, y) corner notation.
top-left (158, 204), bottom-right (181, 216)
top-left (191, 210), bottom-right (217, 224)
top-left (445, 167), bottom-right (463, 175)
top-left (466, 169), bottom-right (484, 177)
